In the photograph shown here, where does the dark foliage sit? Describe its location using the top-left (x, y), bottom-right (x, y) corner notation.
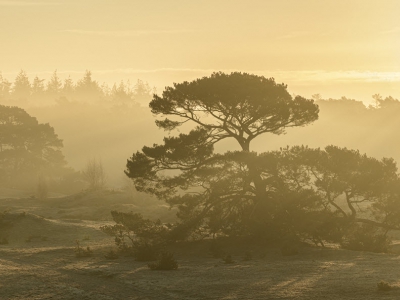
top-left (104, 250), bottom-right (119, 260)
top-left (0, 211), bottom-right (27, 243)
top-left (341, 224), bottom-right (391, 253)
top-left (148, 251), bottom-right (178, 270)
top-left (242, 251), bottom-right (253, 261)
top-left (209, 240), bottom-right (225, 258)
top-left (0, 104), bottom-right (74, 190)
top-left (149, 72), bottom-right (319, 147)
top-left (280, 243), bottom-right (299, 256)
top-left (222, 254), bottom-right (235, 264)
top-left (74, 240), bottom-right (93, 258)
top-left (100, 211), bottom-right (168, 260)
top-left (132, 241), bottom-right (158, 261)
top-left (377, 281), bottom-right (392, 291)
top-left (122, 72), bottom-right (400, 248)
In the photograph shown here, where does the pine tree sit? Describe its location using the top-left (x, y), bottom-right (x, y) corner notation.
top-left (12, 70), bottom-right (31, 101)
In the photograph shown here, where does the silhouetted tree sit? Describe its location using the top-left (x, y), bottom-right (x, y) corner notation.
top-left (12, 70), bottom-right (31, 101)
top-left (275, 145), bottom-right (400, 244)
top-left (150, 72), bottom-right (318, 151)
top-left (132, 79), bottom-right (153, 107)
top-left (0, 73), bottom-right (11, 102)
top-left (31, 76), bottom-right (45, 99)
top-left (372, 94), bottom-right (400, 109)
top-left (0, 104), bottom-right (66, 188)
top-left (46, 70), bottom-right (62, 97)
top-left (82, 158), bottom-right (106, 190)
top-left (75, 70), bottom-right (102, 100)
top-left (62, 76), bottom-right (75, 97)
top-left (111, 80), bottom-right (134, 104)
top-left (125, 72), bottom-right (319, 238)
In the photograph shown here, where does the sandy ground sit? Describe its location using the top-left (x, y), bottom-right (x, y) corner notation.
top-left (1, 191), bottom-right (400, 299)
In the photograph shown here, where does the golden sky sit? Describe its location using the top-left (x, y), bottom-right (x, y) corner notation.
top-left (1, 0), bottom-right (400, 104)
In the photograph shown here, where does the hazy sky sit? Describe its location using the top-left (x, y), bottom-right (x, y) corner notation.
top-left (1, 0), bottom-right (400, 104)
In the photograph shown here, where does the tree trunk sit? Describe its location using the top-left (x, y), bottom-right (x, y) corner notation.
top-left (240, 139), bottom-right (269, 217)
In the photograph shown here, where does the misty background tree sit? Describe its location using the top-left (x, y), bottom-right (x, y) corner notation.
top-left (82, 158), bottom-right (107, 190)
top-left (11, 70), bottom-right (31, 101)
top-left (125, 72), bottom-right (319, 238)
top-left (0, 70), bottom-right (159, 188)
top-left (0, 104), bottom-right (76, 193)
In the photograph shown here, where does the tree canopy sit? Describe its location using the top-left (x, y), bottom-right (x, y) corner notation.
top-left (123, 72), bottom-right (400, 249)
top-left (126, 72), bottom-right (321, 238)
top-left (276, 145), bottom-right (400, 229)
top-left (150, 72), bottom-right (319, 151)
top-left (0, 105), bottom-right (66, 188)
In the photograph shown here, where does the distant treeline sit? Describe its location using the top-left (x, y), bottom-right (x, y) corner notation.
top-left (248, 94), bottom-right (400, 166)
top-left (2, 70), bottom-right (400, 196)
top-left (0, 70), bottom-right (154, 107)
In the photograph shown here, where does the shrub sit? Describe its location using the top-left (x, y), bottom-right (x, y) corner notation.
top-left (377, 280), bottom-right (392, 291)
top-left (209, 240), bottom-right (225, 258)
top-left (281, 244), bottom-right (299, 256)
top-left (242, 251), bottom-right (252, 261)
top-left (104, 250), bottom-right (119, 260)
top-left (100, 212), bottom-right (169, 250)
top-left (0, 211), bottom-right (19, 244)
top-left (341, 224), bottom-right (390, 253)
top-left (0, 211), bottom-right (11, 230)
top-left (100, 211), bottom-right (170, 262)
top-left (148, 251), bottom-right (178, 270)
top-left (82, 158), bottom-right (107, 190)
top-left (74, 240), bottom-right (93, 258)
top-left (280, 237), bottom-right (299, 256)
top-left (223, 254), bottom-right (235, 264)
top-left (132, 241), bottom-right (158, 261)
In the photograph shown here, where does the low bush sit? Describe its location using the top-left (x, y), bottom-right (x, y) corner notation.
top-left (223, 254), bottom-right (235, 264)
top-left (148, 251), bottom-right (178, 270)
top-left (100, 211), bottom-right (169, 251)
top-left (104, 250), bottom-right (119, 260)
top-left (101, 211), bottom-right (172, 262)
top-left (74, 240), bottom-right (93, 258)
top-left (0, 211), bottom-right (22, 244)
top-left (280, 237), bottom-right (299, 256)
top-left (132, 241), bottom-right (158, 261)
top-left (209, 240), bottom-right (225, 258)
top-left (341, 224), bottom-right (390, 253)
top-left (377, 280), bottom-right (392, 291)
top-left (242, 251), bottom-right (252, 261)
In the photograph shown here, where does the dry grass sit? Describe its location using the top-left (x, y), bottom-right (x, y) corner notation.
top-left (1, 191), bottom-right (400, 299)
